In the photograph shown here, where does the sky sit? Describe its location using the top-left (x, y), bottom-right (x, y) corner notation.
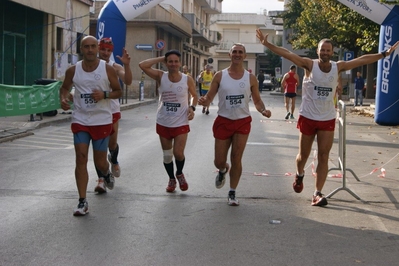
top-left (221, 0), bottom-right (285, 14)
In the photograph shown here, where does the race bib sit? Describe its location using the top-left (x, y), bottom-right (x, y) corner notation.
top-left (163, 102), bottom-right (181, 114)
top-left (312, 86), bottom-right (333, 101)
top-left (225, 94), bottom-right (244, 109)
top-left (81, 93), bottom-right (97, 108)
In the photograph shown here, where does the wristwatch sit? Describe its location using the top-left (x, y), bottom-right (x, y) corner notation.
top-left (103, 91), bottom-right (110, 99)
top-left (190, 105), bottom-right (196, 111)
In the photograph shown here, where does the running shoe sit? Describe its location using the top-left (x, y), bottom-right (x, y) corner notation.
top-left (293, 173), bottom-right (304, 193)
top-left (166, 179), bottom-right (177, 193)
top-left (228, 191), bottom-right (239, 206)
top-left (176, 173), bottom-right (188, 191)
top-left (215, 164), bottom-right (229, 189)
top-left (290, 114), bottom-right (295, 119)
top-left (108, 154), bottom-right (121, 177)
top-left (104, 172), bottom-right (115, 190)
top-left (202, 107), bottom-right (206, 114)
top-left (94, 178), bottom-right (107, 194)
top-left (311, 192), bottom-right (328, 206)
top-left (73, 200), bottom-right (89, 216)
top-left (206, 110), bottom-right (210, 115)
top-left (285, 112), bottom-right (290, 119)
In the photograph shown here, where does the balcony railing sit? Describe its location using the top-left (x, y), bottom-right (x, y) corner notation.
top-left (133, 4), bottom-right (192, 37)
top-left (196, 0), bottom-right (222, 14)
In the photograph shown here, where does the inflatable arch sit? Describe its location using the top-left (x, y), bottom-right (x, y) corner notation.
top-left (337, 0), bottom-right (399, 125)
top-left (96, 0), bottom-right (164, 64)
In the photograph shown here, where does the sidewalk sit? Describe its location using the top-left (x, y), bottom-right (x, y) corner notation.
top-left (0, 98), bottom-right (156, 143)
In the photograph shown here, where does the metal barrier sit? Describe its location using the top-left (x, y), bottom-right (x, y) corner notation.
top-left (326, 100), bottom-right (361, 200)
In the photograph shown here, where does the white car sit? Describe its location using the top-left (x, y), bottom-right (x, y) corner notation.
top-left (262, 74), bottom-right (274, 91)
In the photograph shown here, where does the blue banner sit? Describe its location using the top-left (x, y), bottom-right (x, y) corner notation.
top-left (96, 0), bottom-right (164, 65)
top-left (375, 22), bottom-right (399, 125)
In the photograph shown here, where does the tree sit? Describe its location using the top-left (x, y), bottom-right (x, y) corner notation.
top-left (281, 0), bottom-right (380, 56)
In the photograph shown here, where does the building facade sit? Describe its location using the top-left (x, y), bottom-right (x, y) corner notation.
top-left (209, 13), bottom-right (283, 75)
top-left (0, 0), bottom-right (92, 85)
top-left (90, 0), bottom-right (221, 98)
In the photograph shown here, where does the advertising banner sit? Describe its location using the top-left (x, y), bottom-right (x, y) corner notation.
top-left (0, 81), bottom-right (62, 117)
top-left (337, 0), bottom-right (399, 125)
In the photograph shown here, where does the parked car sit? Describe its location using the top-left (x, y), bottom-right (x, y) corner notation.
top-left (262, 74), bottom-right (274, 91)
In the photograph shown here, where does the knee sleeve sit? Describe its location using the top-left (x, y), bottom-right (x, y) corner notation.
top-left (163, 149), bottom-right (173, 164)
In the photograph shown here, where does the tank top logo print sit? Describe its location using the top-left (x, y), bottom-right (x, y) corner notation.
top-left (239, 82), bottom-right (245, 88)
top-left (94, 74), bottom-right (101, 80)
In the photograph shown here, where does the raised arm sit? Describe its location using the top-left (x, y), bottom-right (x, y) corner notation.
top-left (256, 29), bottom-right (313, 72)
top-left (139, 56), bottom-right (164, 83)
top-left (338, 40), bottom-right (399, 72)
top-left (115, 47), bottom-right (132, 85)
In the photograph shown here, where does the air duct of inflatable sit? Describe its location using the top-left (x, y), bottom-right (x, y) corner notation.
top-left (96, 0), bottom-right (164, 64)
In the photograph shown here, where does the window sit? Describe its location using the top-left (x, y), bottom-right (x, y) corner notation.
top-left (76, 32), bottom-right (83, 54)
top-left (56, 27), bottom-right (63, 51)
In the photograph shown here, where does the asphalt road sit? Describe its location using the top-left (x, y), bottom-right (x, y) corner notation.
top-left (0, 93), bottom-right (398, 266)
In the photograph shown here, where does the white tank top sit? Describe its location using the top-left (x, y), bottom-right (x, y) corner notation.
top-left (217, 69), bottom-right (251, 120)
top-left (300, 60), bottom-right (338, 121)
top-left (107, 60), bottom-right (121, 114)
top-left (156, 72), bottom-right (189, 127)
top-left (72, 60), bottom-right (112, 126)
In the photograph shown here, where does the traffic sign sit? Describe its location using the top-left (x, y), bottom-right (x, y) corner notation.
top-left (135, 44), bottom-right (153, 50)
top-left (344, 51), bottom-right (354, 61)
top-left (155, 39), bottom-right (165, 50)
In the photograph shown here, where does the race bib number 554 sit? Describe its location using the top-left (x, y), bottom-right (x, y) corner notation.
top-left (225, 94), bottom-right (244, 108)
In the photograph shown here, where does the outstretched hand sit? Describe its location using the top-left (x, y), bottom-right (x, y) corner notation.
top-left (256, 28), bottom-right (269, 46)
top-left (387, 41), bottom-right (399, 56)
top-left (116, 47), bottom-right (131, 65)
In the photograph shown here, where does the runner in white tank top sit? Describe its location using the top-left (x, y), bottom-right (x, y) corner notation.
top-left (98, 37), bottom-right (132, 179)
top-left (300, 60), bottom-right (338, 121)
top-left (72, 60), bottom-right (112, 125)
top-left (198, 43), bottom-right (271, 206)
top-left (217, 68), bottom-right (251, 120)
top-left (139, 50), bottom-right (198, 193)
top-left (59, 35), bottom-right (122, 216)
top-left (157, 72), bottom-right (190, 127)
top-left (257, 29), bottom-right (399, 207)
